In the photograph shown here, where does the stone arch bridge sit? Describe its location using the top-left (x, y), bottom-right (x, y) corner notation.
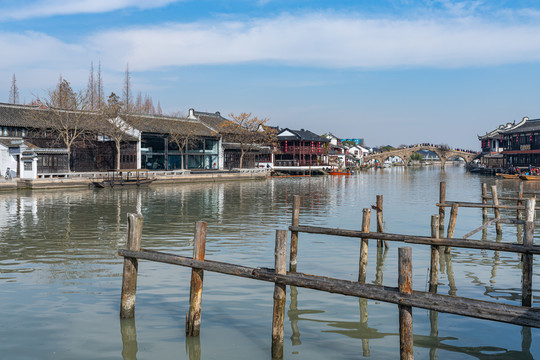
top-left (364, 145), bottom-right (479, 167)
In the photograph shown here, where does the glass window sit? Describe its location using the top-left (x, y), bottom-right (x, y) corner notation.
top-left (205, 139), bottom-right (218, 153)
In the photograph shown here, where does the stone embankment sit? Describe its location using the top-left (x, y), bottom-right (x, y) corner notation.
top-left (0, 169), bottom-right (269, 191)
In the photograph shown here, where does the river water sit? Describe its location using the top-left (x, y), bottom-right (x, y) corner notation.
top-left (0, 165), bottom-right (538, 359)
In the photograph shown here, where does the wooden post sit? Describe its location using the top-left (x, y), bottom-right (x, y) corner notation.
top-left (120, 213), bottom-right (144, 319)
top-left (358, 208), bottom-right (371, 283)
top-left (399, 247), bottom-right (413, 360)
top-left (186, 221), bottom-right (207, 336)
top-left (481, 183), bottom-right (488, 221)
top-left (522, 198), bottom-right (535, 307)
top-left (491, 185), bottom-right (502, 235)
top-left (445, 203), bottom-right (458, 254)
top-left (429, 215), bottom-right (439, 293)
top-left (439, 182), bottom-right (446, 232)
top-left (517, 181), bottom-right (524, 220)
top-left (290, 195), bottom-right (300, 272)
top-left (375, 195), bottom-right (389, 248)
top-left (272, 230), bottom-right (288, 359)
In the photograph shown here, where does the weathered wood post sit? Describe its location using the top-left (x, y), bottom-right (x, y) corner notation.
top-left (522, 198), bottom-right (535, 307)
top-left (481, 183), bottom-right (488, 221)
top-left (120, 213), bottom-right (144, 319)
top-left (429, 215), bottom-right (439, 293)
top-left (430, 215), bottom-right (440, 360)
top-left (290, 195), bottom-right (301, 272)
top-left (439, 182), bottom-right (446, 232)
top-left (375, 195), bottom-right (389, 248)
top-left (491, 185), bottom-right (502, 235)
top-left (272, 230), bottom-right (288, 359)
top-left (358, 208), bottom-right (371, 283)
top-left (399, 247), bottom-right (413, 360)
top-left (186, 221), bottom-right (208, 336)
top-left (517, 181), bottom-right (524, 220)
top-left (445, 203), bottom-right (458, 254)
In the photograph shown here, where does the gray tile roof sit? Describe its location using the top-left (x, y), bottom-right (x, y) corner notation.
top-left (277, 128), bottom-right (329, 142)
top-left (125, 113), bottom-right (217, 137)
top-left (0, 103), bottom-right (217, 137)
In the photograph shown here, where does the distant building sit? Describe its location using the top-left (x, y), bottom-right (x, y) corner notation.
top-left (342, 138), bottom-right (364, 146)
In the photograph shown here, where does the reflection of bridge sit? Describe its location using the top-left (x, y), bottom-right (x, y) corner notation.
top-left (364, 145), bottom-right (479, 167)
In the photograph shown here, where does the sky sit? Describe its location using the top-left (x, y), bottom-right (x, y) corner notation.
top-left (2, 0), bottom-right (540, 150)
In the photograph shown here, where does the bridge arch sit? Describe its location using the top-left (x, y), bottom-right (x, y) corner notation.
top-left (363, 145), bottom-right (478, 167)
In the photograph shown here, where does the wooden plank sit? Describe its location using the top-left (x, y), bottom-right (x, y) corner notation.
top-left (289, 225), bottom-right (540, 255)
top-left (272, 230), bottom-right (287, 359)
top-left (358, 208), bottom-right (371, 283)
top-left (290, 195), bottom-right (301, 272)
top-left (399, 247), bottom-right (413, 360)
top-left (186, 221), bottom-right (207, 336)
top-left (117, 248), bottom-right (540, 328)
top-left (120, 213), bottom-right (144, 319)
top-left (437, 202), bottom-right (540, 210)
top-left (461, 218), bottom-right (498, 239)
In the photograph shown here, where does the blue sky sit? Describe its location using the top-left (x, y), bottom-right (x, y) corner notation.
top-left (2, 0), bottom-right (540, 149)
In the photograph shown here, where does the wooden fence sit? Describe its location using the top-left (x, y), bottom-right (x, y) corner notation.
top-left (118, 189), bottom-right (539, 360)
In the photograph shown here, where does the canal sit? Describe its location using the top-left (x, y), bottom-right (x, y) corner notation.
top-left (0, 166), bottom-right (538, 359)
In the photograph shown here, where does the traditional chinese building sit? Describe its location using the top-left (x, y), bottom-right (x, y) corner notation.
top-left (274, 128), bottom-right (329, 166)
top-left (479, 116), bottom-right (540, 168)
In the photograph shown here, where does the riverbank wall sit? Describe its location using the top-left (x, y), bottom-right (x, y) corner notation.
top-left (0, 170), bottom-right (269, 191)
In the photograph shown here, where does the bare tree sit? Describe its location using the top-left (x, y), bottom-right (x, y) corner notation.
top-left (156, 101), bottom-right (163, 115)
top-left (135, 91), bottom-right (143, 113)
top-left (221, 112), bottom-right (277, 168)
top-left (96, 61), bottom-right (104, 110)
top-left (8, 73), bottom-right (19, 104)
top-left (101, 92), bottom-right (136, 169)
top-left (86, 62), bottom-right (95, 109)
top-left (122, 63), bottom-right (133, 113)
top-left (38, 76), bottom-right (92, 172)
top-left (167, 120), bottom-right (202, 170)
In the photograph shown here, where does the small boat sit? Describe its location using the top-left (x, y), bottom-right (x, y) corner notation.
top-left (520, 174), bottom-right (540, 181)
top-left (91, 169), bottom-right (155, 188)
top-left (496, 173), bottom-right (520, 179)
top-left (328, 170), bottom-right (351, 175)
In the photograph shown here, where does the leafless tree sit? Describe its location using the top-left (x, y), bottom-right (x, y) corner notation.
top-left (8, 73), bottom-right (19, 104)
top-left (122, 64), bottom-right (133, 113)
top-left (221, 113), bottom-right (277, 168)
top-left (101, 92), bottom-right (137, 169)
top-left (37, 76), bottom-right (92, 172)
top-left (167, 120), bottom-right (202, 170)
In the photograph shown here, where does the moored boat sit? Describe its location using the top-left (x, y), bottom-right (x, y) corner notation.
top-left (91, 169), bottom-right (155, 187)
top-left (496, 173), bottom-right (520, 179)
top-left (328, 170), bottom-right (351, 175)
top-left (520, 174), bottom-right (540, 181)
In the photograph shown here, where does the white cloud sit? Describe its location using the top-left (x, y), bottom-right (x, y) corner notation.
top-left (0, 0), bottom-right (180, 20)
top-left (87, 13), bottom-right (540, 70)
top-left (3, 12), bottom-right (540, 75)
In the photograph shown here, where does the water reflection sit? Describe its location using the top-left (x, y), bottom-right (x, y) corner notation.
top-left (120, 318), bottom-right (138, 360)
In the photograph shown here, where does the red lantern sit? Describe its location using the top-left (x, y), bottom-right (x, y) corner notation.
top-left (285, 140), bottom-right (288, 152)
top-left (530, 133), bottom-right (533, 143)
